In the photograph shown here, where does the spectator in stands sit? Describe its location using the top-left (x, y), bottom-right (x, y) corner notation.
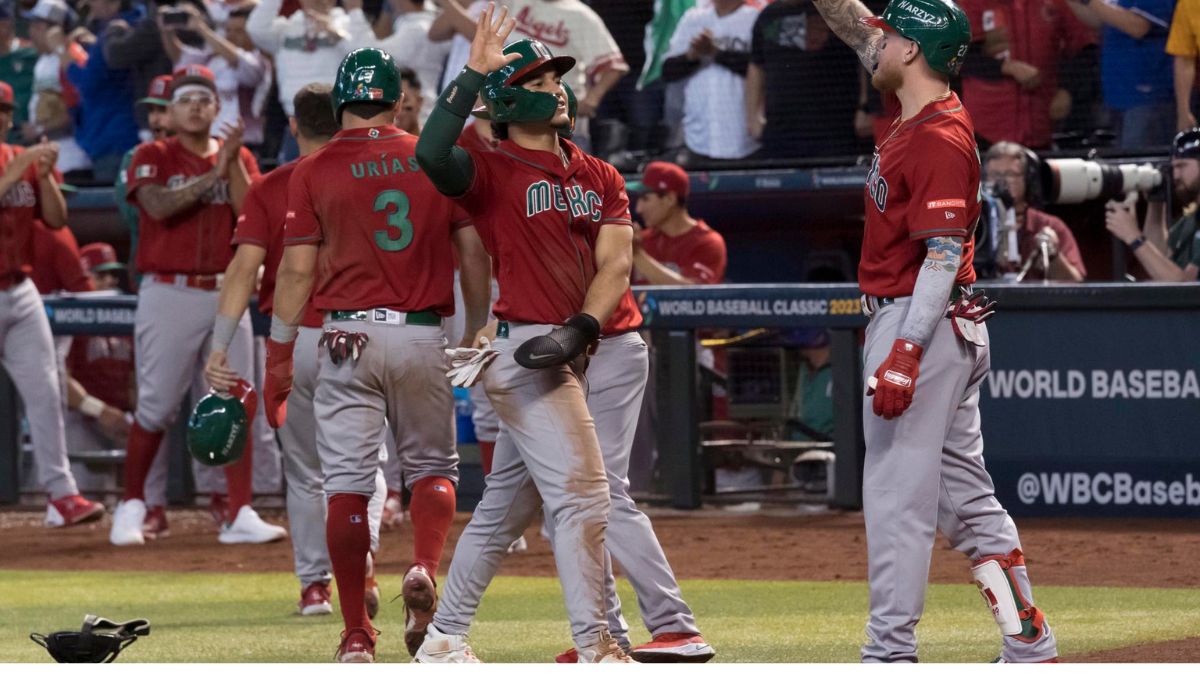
top-left (429, 0), bottom-right (628, 149)
top-left (1168, 0), bottom-right (1200, 131)
top-left (745, 0), bottom-right (860, 159)
top-left (393, 66), bottom-right (422, 134)
top-left (1105, 128), bottom-right (1200, 280)
top-left (663, 0), bottom-right (760, 164)
top-left (1065, 0), bottom-right (1175, 148)
top-left (66, 0), bottom-right (142, 182)
top-left (375, 0), bottom-right (446, 124)
top-left (247, 0), bottom-right (373, 160)
top-left (984, 141), bottom-right (1087, 281)
top-left (101, 0), bottom-right (173, 137)
top-left (959, 0), bottom-right (1095, 149)
top-left (163, 2), bottom-right (269, 143)
top-left (0, 3), bottom-right (38, 143)
top-left (24, 0), bottom-right (90, 173)
top-left (630, 160), bottom-right (728, 285)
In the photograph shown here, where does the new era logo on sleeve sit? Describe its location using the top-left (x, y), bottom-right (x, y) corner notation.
top-left (135, 165), bottom-right (156, 179)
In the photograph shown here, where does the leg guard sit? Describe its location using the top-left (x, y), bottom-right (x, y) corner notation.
top-left (970, 549), bottom-right (1046, 643)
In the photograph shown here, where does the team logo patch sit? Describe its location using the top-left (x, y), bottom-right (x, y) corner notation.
top-left (353, 82), bottom-right (384, 100)
top-left (134, 165), bottom-right (156, 179)
top-left (927, 199), bottom-right (966, 209)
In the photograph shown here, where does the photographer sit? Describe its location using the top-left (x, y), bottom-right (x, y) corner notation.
top-left (984, 141), bottom-right (1088, 282)
top-left (1105, 128), bottom-right (1200, 282)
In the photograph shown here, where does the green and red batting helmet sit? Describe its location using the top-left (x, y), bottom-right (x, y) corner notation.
top-left (861, 0), bottom-right (972, 76)
top-left (332, 48), bottom-right (402, 119)
top-left (478, 38), bottom-right (575, 125)
top-left (187, 379), bottom-right (256, 467)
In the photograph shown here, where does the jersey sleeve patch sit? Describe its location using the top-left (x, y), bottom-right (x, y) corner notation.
top-left (926, 199), bottom-right (966, 209)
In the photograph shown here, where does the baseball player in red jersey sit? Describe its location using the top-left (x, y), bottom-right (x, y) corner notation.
top-left (109, 65), bottom-right (286, 548)
top-left (412, 8), bottom-right (709, 663)
top-left (205, 83), bottom-right (390, 619)
top-left (267, 48), bottom-right (490, 663)
top-left (630, 161), bottom-right (727, 286)
top-left (816, 0), bottom-right (1058, 662)
top-left (30, 223), bottom-right (94, 294)
top-left (0, 80), bottom-right (105, 528)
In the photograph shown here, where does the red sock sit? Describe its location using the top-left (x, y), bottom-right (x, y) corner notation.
top-left (224, 435), bottom-right (254, 516)
top-left (408, 477), bottom-right (456, 576)
top-left (122, 422), bottom-right (165, 501)
top-left (479, 440), bottom-right (495, 476)
top-left (327, 492), bottom-right (372, 631)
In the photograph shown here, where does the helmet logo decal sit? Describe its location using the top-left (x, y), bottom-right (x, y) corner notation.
top-left (353, 82), bottom-right (385, 100)
top-left (354, 66), bottom-right (376, 83)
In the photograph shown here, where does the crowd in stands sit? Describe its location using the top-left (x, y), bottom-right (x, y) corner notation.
top-left (0, 0), bottom-right (1192, 182)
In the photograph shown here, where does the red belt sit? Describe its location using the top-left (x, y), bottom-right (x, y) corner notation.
top-left (152, 273), bottom-right (222, 291)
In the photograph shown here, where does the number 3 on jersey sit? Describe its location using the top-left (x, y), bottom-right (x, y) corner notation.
top-left (374, 189), bottom-right (413, 252)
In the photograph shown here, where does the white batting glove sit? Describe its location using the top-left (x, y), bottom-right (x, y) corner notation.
top-left (444, 337), bottom-right (499, 388)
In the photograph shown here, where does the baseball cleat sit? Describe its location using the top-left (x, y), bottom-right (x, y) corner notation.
top-left (218, 505), bottom-right (287, 544)
top-left (413, 624), bottom-right (480, 663)
top-left (364, 552), bottom-right (380, 620)
top-left (299, 581), bottom-right (333, 616)
top-left (577, 630), bottom-right (633, 663)
top-left (109, 499), bottom-right (147, 546)
top-left (45, 494), bottom-right (105, 528)
top-left (402, 564), bottom-right (438, 656)
top-left (141, 505), bottom-right (170, 540)
top-left (507, 534), bottom-right (528, 554)
top-left (630, 632), bottom-right (716, 663)
top-left (335, 627), bottom-right (377, 663)
top-left (554, 647), bottom-right (578, 663)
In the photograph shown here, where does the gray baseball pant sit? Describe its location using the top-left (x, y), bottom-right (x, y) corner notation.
top-left (861, 298), bottom-right (1057, 663)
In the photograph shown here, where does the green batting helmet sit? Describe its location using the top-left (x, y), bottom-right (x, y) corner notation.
top-left (480, 39), bottom-right (575, 124)
top-left (187, 379), bottom-right (256, 467)
top-left (332, 48), bottom-right (402, 119)
top-left (862, 0), bottom-right (971, 76)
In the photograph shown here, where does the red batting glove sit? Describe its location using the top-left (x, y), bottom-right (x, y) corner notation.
top-left (263, 338), bottom-right (295, 428)
top-left (868, 338), bottom-right (924, 420)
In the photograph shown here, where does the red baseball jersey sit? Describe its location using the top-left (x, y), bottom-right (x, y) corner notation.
top-left (456, 138), bottom-right (642, 334)
top-left (127, 137), bottom-right (261, 274)
top-left (67, 336), bottom-right (135, 411)
top-left (231, 161), bottom-right (323, 328)
top-left (637, 219), bottom-right (727, 284)
top-left (0, 144), bottom-right (54, 281)
top-left (284, 125), bottom-right (469, 314)
top-left (30, 222), bottom-right (95, 294)
top-left (859, 93), bottom-right (980, 298)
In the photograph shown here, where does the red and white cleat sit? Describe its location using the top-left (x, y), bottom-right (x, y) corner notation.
top-left (45, 494), bottom-right (105, 528)
top-left (630, 633), bottom-right (715, 663)
top-left (141, 505), bottom-right (170, 540)
top-left (402, 564), bottom-right (438, 656)
top-left (554, 647), bottom-right (578, 663)
top-left (299, 581), bottom-right (333, 616)
top-left (335, 627), bottom-right (377, 663)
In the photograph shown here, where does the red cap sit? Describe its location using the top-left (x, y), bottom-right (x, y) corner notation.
top-left (639, 161), bottom-right (690, 199)
top-left (140, 74), bottom-right (174, 106)
top-left (171, 65), bottom-right (217, 94)
top-left (79, 243), bottom-right (126, 273)
top-left (0, 81), bottom-right (13, 109)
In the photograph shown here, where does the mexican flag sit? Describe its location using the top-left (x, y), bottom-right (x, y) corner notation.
top-left (638, 0), bottom-right (697, 90)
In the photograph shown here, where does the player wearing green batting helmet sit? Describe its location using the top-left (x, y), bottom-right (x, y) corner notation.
top-left (476, 38), bottom-right (575, 134)
top-left (861, 0), bottom-right (971, 76)
top-left (332, 48), bottom-right (402, 120)
top-left (187, 379), bottom-right (256, 467)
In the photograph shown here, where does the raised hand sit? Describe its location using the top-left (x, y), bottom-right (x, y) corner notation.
top-left (466, 3), bottom-right (519, 75)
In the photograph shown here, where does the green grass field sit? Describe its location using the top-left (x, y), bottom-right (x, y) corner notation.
top-left (4, 571), bottom-right (1199, 663)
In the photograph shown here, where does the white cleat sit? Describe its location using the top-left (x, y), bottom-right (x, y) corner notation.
top-left (578, 630), bottom-right (634, 663)
top-left (413, 624), bottom-right (481, 663)
top-left (109, 499), bottom-right (147, 546)
top-left (506, 534), bottom-right (528, 554)
top-left (218, 505), bottom-right (287, 544)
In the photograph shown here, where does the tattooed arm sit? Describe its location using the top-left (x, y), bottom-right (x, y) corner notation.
top-left (898, 236), bottom-right (961, 347)
top-left (813, 0), bottom-right (883, 71)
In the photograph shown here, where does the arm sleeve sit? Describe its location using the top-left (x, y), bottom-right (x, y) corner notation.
top-left (905, 132), bottom-right (976, 241)
top-left (713, 49), bottom-right (750, 75)
top-left (125, 144), bottom-right (167, 206)
top-left (414, 68), bottom-right (484, 198)
top-left (247, 0), bottom-right (285, 55)
top-left (283, 165), bottom-right (322, 245)
top-left (232, 181), bottom-right (272, 247)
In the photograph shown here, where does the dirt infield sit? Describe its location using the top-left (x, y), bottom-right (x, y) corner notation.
top-left (4, 507), bottom-right (1199, 661)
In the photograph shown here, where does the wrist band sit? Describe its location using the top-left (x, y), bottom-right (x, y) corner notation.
top-left (80, 395), bottom-right (105, 418)
top-left (1129, 236), bottom-right (1146, 252)
top-left (211, 314), bottom-right (240, 352)
top-left (270, 315), bottom-right (299, 343)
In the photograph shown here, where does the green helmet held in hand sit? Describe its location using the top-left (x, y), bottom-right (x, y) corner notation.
top-left (187, 379), bottom-right (256, 467)
top-left (862, 0), bottom-right (972, 76)
top-left (479, 38), bottom-right (575, 124)
top-left (332, 48), bottom-right (402, 119)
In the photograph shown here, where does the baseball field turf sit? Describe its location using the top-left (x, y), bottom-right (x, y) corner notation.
top-left (5, 571), bottom-right (1200, 663)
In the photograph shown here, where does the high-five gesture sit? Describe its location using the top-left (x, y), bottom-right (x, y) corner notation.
top-left (466, 3), bottom-right (518, 74)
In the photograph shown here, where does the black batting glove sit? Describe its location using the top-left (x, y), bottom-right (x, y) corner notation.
top-left (514, 313), bottom-right (601, 369)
